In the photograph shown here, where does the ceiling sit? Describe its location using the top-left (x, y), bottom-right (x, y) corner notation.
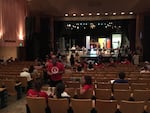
top-left (27, 0), bottom-right (150, 17)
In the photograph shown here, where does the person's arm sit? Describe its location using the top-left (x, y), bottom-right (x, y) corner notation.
top-left (80, 84), bottom-right (86, 95)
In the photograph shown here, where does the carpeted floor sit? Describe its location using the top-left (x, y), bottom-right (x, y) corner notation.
top-left (0, 95), bottom-right (26, 113)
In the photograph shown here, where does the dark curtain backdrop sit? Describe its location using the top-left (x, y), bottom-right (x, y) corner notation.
top-left (143, 15), bottom-right (150, 61)
top-left (25, 17), bottom-right (50, 60)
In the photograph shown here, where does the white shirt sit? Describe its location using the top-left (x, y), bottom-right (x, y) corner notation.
top-left (20, 71), bottom-right (32, 81)
top-left (61, 92), bottom-right (70, 97)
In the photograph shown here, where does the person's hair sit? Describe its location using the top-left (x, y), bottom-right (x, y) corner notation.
top-left (144, 66), bottom-right (148, 70)
top-left (118, 72), bottom-right (126, 79)
top-left (33, 79), bottom-right (42, 92)
top-left (29, 65), bottom-right (34, 73)
top-left (84, 75), bottom-right (92, 85)
top-left (51, 55), bottom-right (57, 66)
top-left (55, 83), bottom-right (65, 98)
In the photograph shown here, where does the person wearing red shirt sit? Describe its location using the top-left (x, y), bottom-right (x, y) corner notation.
top-left (80, 75), bottom-right (93, 95)
top-left (47, 55), bottom-right (65, 87)
top-left (27, 79), bottom-right (48, 99)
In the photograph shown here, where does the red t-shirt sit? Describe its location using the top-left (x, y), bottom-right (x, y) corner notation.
top-left (27, 89), bottom-right (48, 99)
top-left (82, 84), bottom-right (93, 91)
top-left (47, 62), bottom-right (65, 81)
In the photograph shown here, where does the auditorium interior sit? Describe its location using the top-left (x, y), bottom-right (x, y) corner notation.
top-left (0, 0), bottom-right (150, 113)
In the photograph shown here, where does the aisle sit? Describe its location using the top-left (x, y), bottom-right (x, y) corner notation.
top-left (0, 95), bottom-right (26, 113)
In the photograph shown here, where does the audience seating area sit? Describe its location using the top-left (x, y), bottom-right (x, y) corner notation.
top-left (0, 61), bottom-right (150, 113)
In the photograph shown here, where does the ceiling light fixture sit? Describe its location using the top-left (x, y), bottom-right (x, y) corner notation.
top-left (89, 13), bottom-right (92, 16)
top-left (81, 14), bottom-right (84, 16)
top-left (121, 12), bottom-right (125, 15)
top-left (105, 13), bottom-right (108, 15)
top-left (96, 13), bottom-right (100, 16)
top-left (113, 13), bottom-right (116, 15)
top-left (129, 12), bottom-right (133, 15)
top-left (73, 13), bottom-right (76, 16)
top-left (65, 14), bottom-right (69, 16)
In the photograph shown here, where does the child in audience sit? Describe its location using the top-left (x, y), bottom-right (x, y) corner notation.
top-left (27, 79), bottom-right (48, 99)
top-left (80, 75), bottom-right (93, 95)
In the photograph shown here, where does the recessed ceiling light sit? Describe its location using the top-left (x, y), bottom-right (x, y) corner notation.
top-left (113, 13), bottom-right (116, 15)
top-left (73, 13), bottom-right (76, 16)
top-left (89, 13), bottom-right (92, 16)
top-left (129, 12), bottom-right (133, 15)
top-left (121, 12), bottom-right (125, 15)
top-left (96, 13), bottom-right (100, 16)
top-left (65, 14), bottom-right (68, 16)
top-left (81, 14), bottom-right (84, 16)
top-left (105, 13), bottom-right (108, 15)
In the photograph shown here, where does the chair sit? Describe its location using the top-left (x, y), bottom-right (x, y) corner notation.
top-left (119, 100), bottom-right (145, 113)
top-left (76, 88), bottom-right (94, 99)
top-left (3, 79), bottom-right (17, 96)
top-left (131, 83), bottom-right (148, 90)
top-left (65, 81), bottom-right (80, 88)
top-left (132, 90), bottom-right (150, 101)
top-left (71, 98), bottom-right (92, 113)
top-left (95, 99), bottom-right (118, 113)
top-left (113, 83), bottom-right (130, 90)
top-left (97, 82), bottom-right (112, 89)
top-left (26, 96), bottom-right (47, 113)
top-left (147, 101), bottom-right (150, 113)
top-left (65, 88), bottom-right (76, 98)
top-left (48, 98), bottom-right (69, 113)
top-left (95, 89), bottom-right (112, 100)
top-left (113, 89), bottom-right (131, 102)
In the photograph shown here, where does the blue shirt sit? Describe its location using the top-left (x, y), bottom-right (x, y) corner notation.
top-left (113, 79), bottom-right (128, 83)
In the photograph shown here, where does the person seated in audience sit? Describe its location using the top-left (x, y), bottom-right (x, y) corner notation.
top-left (121, 58), bottom-right (131, 64)
top-left (80, 75), bottom-right (93, 95)
top-left (140, 66), bottom-right (150, 73)
top-left (75, 60), bottom-right (84, 72)
top-left (20, 68), bottom-right (32, 89)
top-left (54, 82), bottom-right (70, 98)
top-left (27, 79), bottom-right (48, 99)
top-left (29, 65), bottom-right (40, 79)
top-left (113, 72), bottom-right (128, 83)
top-left (87, 62), bottom-right (94, 70)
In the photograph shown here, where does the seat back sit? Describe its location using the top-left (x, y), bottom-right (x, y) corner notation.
top-left (95, 89), bottom-right (112, 100)
top-left (48, 98), bottom-right (69, 113)
top-left (95, 99), bottom-right (118, 113)
top-left (113, 89), bottom-right (131, 102)
top-left (26, 96), bottom-right (47, 113)
top-left (132, 90), bottom-right (150, 101)
top-left (120, 100), bottom-right (145, 113)
top-left (71, 99), bottom-right (92, 113)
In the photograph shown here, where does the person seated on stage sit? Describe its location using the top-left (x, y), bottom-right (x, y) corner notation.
top-left (54, 82), bottom-right (70, 98)
top-left (113, 72), bottom-right (128, 84)
top-left (80, 75), bottom-right (93, 95)
top-left (27, 79), bottom-right (48, 99)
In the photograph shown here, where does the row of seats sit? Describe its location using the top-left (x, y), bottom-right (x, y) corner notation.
top-left (64, 88), bottom-right (150, 101)
top-left (26, 97), bottom-right (150, 113)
